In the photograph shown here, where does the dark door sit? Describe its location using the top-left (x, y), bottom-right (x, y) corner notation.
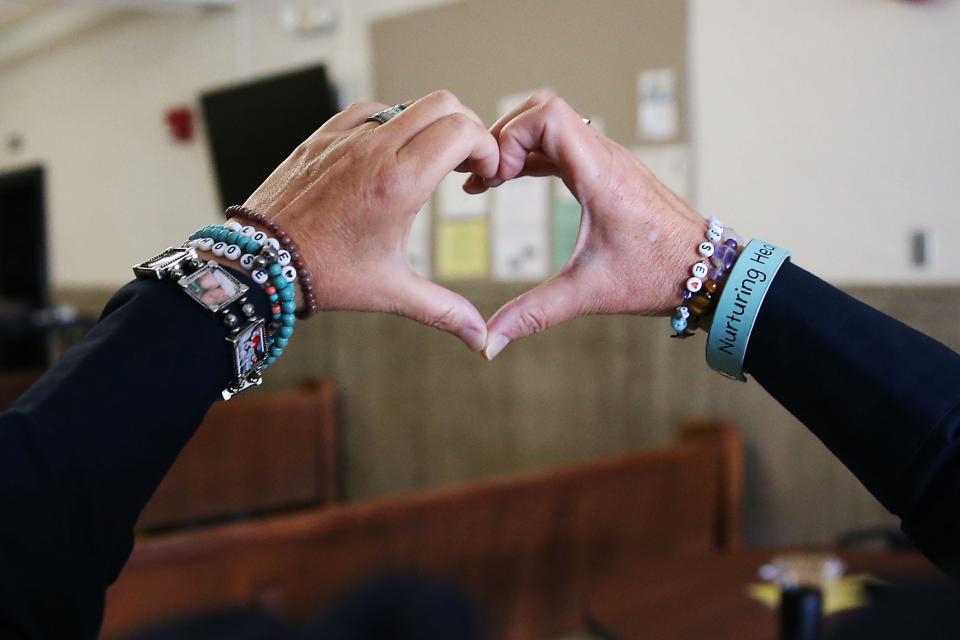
top-left (0, 166), bottom-right (48, 369)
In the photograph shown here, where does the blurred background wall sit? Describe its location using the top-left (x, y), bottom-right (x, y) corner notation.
top-left (0, 0), bottom-right (958, 546)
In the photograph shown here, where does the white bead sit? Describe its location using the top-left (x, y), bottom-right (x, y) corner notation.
top-left (698, 242), bottom-right (715, 258)
top-left (277, 250), bottom-right (292, 267)
top-left (212, 242), bottom-right (227, 257)
top-left (239, 254), bottom-right (255, 270)
top-left (282, 265), bottom-right (297, 282)
top-left (225, 245), bottom-right (242, 260)
top-left (240, 225), bottom-right (256, 237)
top-left (252, 231), bottom-right (268, 244)
top-left (707, 215), bottom-right (721, 227)
top-left (226, 221), bottom-right (242, 232)
top-left (197, 238), bottom-right (214, 251)
top-left (686, 277), bottom-right (703, 293)
top-left (267, 237), bottom-right (281, 250)
top-left (251, 268), bottom-right (269, 284)
top-left (677, 306), bottom-right (690, 320)
top-left (692, 261), bottom-right (709, 278)
top-left (707, 226), bottom-right (723, 243)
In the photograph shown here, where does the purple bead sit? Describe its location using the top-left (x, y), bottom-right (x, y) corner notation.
top-left (710, 243), bottom-right (736, 269)
top-left (724, 238), bottom-right (738, 251)
top-left (707, 266), bottom-right (726, 281)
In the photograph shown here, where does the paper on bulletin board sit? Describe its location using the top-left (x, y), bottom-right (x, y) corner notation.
top-left (492, 177), bottom-right (549, 281)
top-left (407, 201), bottom-right (431, 278)
top-left (552, 178), bottom-right (581, 271)
top-left (637, 68), bottom-right (678, 141)
top-left (435, 218), bottom-right (488, 279)
top-left (631, 144), bottom-right (691, 200)
top-left (437, 172), bottom-right (487, 219)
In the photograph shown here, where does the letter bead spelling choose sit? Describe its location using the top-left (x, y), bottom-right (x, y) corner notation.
top-left (698, 242), bottom-right (715, 258)
top-left (252, 268), bottom-right (269, 285)
top-left (277, 250), bottom-right (292, 267)
top-left (239, 254), bottom-right (255, 270)
top-left (225, 245), bottom-right (242, 260)
top-left (212, 242), bottom-right (227, 257)
top-left (692, 261), bottom-right (709, 278)
top-left (197, 237), bottom-right (214, 252)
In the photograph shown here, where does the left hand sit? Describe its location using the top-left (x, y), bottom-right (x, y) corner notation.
top-left (233, 90), bottom-right (500, 352)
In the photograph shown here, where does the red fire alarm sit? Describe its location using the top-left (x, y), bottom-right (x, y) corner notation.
top-left (165, 106), bottom-right (194, 142)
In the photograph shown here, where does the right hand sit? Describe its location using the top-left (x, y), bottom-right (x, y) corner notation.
top-left (236, 90), bottom-right (500, 352)
top-left (464, 90), bottom-right (710, 360)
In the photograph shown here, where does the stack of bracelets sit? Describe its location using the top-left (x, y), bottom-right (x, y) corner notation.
top-left (670, 215), bottom-right (743, 338)
top-left (133, 206), bottom-right (314, 400)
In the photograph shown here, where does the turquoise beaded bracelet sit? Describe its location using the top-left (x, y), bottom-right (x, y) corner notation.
top-left (187, 224), bottom-right (298, 370)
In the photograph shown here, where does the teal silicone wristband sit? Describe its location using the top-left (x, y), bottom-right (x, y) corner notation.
top-left (706, 239), bottom-right (791, 381)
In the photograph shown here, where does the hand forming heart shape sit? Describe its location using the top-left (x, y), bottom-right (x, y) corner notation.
top-left (235, 89), bottom-right (707, 359)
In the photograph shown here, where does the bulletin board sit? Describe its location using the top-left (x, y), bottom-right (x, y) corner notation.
top-left (371, 0), bottom-right (690, 282)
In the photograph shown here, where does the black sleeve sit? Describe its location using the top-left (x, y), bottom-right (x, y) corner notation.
top-left (744, 261), bottom-right (960, 575)
top-left (0, 271), bottom-right (269, 639)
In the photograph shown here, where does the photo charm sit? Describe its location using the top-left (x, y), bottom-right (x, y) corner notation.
top-left (230, 320), bottom-right (266, 378)
top-left (178, 262), bottom-right (248, 313)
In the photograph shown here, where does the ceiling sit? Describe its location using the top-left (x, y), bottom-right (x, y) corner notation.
top-left (0, 0), bottom-right (235, 68)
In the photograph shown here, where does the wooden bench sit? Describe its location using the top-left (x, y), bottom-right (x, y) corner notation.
top-left (103, 421), bottom-right (741, 639)
top-left (137, 379), bottom-right (339, 532)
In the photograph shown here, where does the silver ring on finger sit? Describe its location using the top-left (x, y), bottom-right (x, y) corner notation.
top-left (366, 103), bottom-right (408, 125)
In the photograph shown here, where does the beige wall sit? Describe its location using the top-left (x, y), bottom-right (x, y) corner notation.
top-left (690, 0), bottom-right (960, 284)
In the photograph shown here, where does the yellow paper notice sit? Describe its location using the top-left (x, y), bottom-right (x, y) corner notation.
top-left (748, 574), bottom-right (880, 615)
top-left (436, 219), bottom-right (488, 279)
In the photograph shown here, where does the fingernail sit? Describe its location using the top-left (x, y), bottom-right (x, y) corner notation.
top-left (484, 176), bottom-right (503, 188)
top-left (462, 326), bottom-right (487, 352)
top-left (483, 333), bottom-right (510, 361)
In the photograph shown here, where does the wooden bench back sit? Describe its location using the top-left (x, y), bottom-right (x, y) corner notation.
top-left (137, 379), bottom-right (339, 531)
top-left (104, 421), bottom-right (740, 638)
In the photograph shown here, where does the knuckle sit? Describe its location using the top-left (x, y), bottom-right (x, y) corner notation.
top-left (445, 111), bottom-right (474, 130)
top-left (517, 306), bottom-right (549, 336)
top-left (543, 95), bottom-right (570, 116)
top-left (373, 162), bottom-right (404, 200)
top-left (427, 304), bottom-right (459, 331)
top-left (427, 89), bottom-right (460, 109)
top-left (529, 88), bottom-right (556, 104)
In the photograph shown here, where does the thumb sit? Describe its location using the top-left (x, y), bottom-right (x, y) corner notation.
top-left (483, 269), bottom-right (593, 360)
top-left (392, 274), bottom-right (488, 352)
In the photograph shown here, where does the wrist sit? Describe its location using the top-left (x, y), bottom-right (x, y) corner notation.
top-left (667, 216), bottom-right (745, 337)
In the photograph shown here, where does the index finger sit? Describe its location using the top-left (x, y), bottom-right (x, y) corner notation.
top-left (397, 113), bottom-right (500, 187)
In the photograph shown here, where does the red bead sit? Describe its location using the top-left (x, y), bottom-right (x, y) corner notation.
top-left (265, 286), bottom-right (277, 295)
top-left (271, 305), bottom-right (281, 314)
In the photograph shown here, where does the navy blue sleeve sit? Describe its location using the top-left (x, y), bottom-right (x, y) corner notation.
top-left (745, 262), bottom-right (960, 575)
top-left (0, 272), bottom-right (268, 639)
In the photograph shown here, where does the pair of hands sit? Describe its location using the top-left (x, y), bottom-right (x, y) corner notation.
top-left (240, 89), bottom-right (708, 359)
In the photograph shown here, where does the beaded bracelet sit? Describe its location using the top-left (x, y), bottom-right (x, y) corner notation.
top-left (670, 216), bottom-right (743, 338)
top-left (187, 224), bottom-right (296, 370)
top-left (225, 205), bottom-right (317, 319)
